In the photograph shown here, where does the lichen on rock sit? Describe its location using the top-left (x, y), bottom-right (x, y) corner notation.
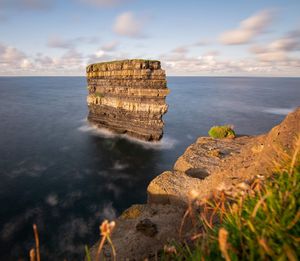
top-left (86, 59), bottom-right (170, 141)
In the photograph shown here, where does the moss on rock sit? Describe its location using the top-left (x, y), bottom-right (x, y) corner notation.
top-left (208, 125), bottom-right (236, 139)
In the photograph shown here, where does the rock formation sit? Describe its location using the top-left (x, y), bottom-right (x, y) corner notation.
top-left (86, 59), bottom-right (169, 141)
top-left (90, 108), bottom-right (300, 260)
top-left (148, 107), bottom-right (300, 205)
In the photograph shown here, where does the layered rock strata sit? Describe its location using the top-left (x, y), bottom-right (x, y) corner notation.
top-left (86, 59), bottom-right (169, 141)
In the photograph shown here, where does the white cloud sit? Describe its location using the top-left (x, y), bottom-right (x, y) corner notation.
top-left (172, 46), bottom-right (188, 54)
top-left (48, 36), bottom-right (74, 49)
top-left (47, 35), bottom-right (100, 49)
top-left (101, 40), bottom-right (119, 51)
top-left (194, 40), bottom-right (210, 46)
top-left (0, 43), bottom-right (87, 76)
top-left (0, 43), bottom-right (30, 73)
top-left (95, 50), bottom-right (105, 58)
top-left (0, 44), bottom-right (26, 63)
top-left (220, 9), bottom-right (275, 45)
top-left (161, 46), bottom-right (300, 76)
top-left (80, 0), bottom-right (130, 7)
top-left (250, 29), bottom-right (300, 62)
top-left (113, 12), bottom-right (144, 38)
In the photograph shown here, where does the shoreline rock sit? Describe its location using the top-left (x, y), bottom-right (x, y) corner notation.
top-left (148, 107), bottom-right (300, 205)
top-left (86, 59), bottom-right (170, 141)
top-left (90, 107), bottom-right (300, 260)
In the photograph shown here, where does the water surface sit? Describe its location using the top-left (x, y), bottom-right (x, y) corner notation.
top-left (0, 76), bottom-right (299, 260)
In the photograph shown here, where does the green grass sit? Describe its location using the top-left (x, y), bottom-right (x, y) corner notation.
top-left (208, 125), bottom-right (236, 139)
top-left (162, 165), bottom-right (300, 260)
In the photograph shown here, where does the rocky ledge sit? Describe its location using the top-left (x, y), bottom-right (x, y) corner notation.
top-left (90, 107), bottom-right (300, 260)
top-left (86, 59), bottom-right (169, 141)
top-left (148, 107), bottom-right (300, 205)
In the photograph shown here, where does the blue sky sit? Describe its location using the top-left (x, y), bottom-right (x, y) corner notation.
top-left (0, 0), bottom-right (300, 76)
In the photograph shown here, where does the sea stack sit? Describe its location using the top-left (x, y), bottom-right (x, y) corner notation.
top-left (86, 59), bottom-right (169, 141)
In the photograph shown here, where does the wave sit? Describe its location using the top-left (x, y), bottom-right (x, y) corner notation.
top-left (77, 122), bottom-right (178, 150)
top-left (263, 107), bottom-right (295, 115)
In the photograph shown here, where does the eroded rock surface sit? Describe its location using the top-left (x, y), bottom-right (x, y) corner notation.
top-left (89, 204), bottom-right (187, 260)
top-left (90, 108), bottom-right (300, 260)
top-left (86, 59), bottom-right (169, 141)
top-left (148, 108), bottom-right (300, 205)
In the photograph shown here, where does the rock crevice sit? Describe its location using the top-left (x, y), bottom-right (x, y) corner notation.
top-left (86, 59), bottom-right (169, 141)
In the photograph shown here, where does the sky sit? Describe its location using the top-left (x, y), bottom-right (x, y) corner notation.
top-left (0, 0), bottom-right (300, 76)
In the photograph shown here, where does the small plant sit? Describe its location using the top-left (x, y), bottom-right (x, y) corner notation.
top-left (208, 125), bottom-right (236, 139)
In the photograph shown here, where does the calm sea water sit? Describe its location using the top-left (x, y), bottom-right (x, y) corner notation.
top-left (0, 76), bottom-right (299, 260)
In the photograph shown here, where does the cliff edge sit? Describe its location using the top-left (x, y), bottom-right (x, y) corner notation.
top-left (90, 107), bottom-right (300, 260)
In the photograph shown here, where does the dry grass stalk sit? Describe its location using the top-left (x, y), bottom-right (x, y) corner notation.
top-left (96, 220), bottom-right (116, 261)
top-left (33, 224), bottom-right (40, 261)
top-left (179, 190), bottom-right (199, 239)
top-left (258, 238), bottom-right (274, 256)
top-left (290, 135), bottom-right (300, 175)
top-left (251, 192), bottom-right (269, 218)
top-left (29, 248), bottom-right (36, 261)
top-left (218, 228), bottom-right (230, 261)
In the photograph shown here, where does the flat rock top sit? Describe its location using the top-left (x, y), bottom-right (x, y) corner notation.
top-left (86, 59), bottom-right (162, 72)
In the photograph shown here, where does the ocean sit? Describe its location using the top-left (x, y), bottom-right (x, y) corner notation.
top-left (0, 76), bottom-right (299, 260)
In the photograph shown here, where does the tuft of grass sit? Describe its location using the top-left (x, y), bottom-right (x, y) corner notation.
top-left (162, 164), bottom-right (300, 260)
top-left (208, 125), bottom-right (236, 139)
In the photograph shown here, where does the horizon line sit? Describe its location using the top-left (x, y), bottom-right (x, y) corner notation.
top-left (0, 75), bottom-right (300, 78)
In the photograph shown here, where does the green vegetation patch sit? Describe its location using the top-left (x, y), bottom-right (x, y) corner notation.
top-left (208, 125), bottom-right (236, 139)
top-left (162, 164), bottom-right (300, 260)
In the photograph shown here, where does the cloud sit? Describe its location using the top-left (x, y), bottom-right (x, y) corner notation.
top-left (47, 35), bottom-right (100, 49)
top-left (194, 40), bottom-right (210, 46)
top-left (269, 30), bottom-right (300, 52)
top-left (48, 36), bottom-right (74, 49)
top-left (220, 9), bottom-right (275, 45)
top-left (0, 44), bottom-right (26, 63)
top-left (113, 12), bottom-right (144, 38)
top-left (0, 42), bottom-right (87, 76)
top-left (101, 41), bottom-right (119, 51)
top-left (79, 0), bottom-right (131, 7)
top-left (203, 50), bottom-right (220, 56)
top-left (172, 46), bottom-right (188, 54)
top-left (0, 43), bottom-right (31, 74)
top-left (161, 45), bottom-right (300, 76)
top-left (0, 0), bottom-right (54, 11)
top-left (250, 29), bottom-right (300, 62)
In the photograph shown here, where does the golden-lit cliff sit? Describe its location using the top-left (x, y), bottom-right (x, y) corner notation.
top-left (86, 59), bottom-right (169, 141)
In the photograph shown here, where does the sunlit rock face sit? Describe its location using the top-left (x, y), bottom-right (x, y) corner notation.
top-left (86, 59), bottom-right (169, 141)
